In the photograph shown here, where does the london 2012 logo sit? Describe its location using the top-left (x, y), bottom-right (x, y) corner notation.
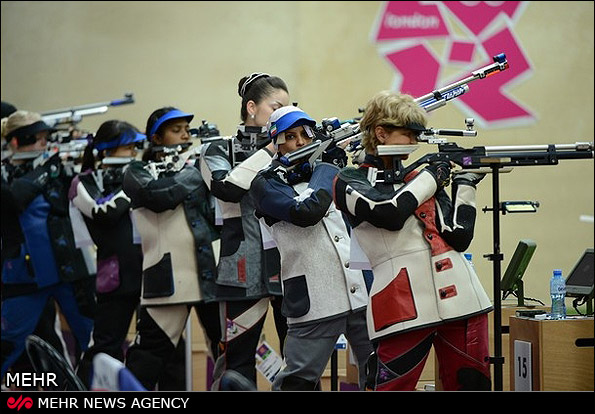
top-left (7, 396), bottom-right (33, 411)
top-left (370, 1), bottom-right (534, 128)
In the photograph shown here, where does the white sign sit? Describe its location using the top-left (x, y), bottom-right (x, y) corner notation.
top-left (513, 340), bottom-right (532, 391)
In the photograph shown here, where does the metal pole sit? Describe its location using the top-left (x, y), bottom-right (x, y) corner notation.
top-left (330, 350), bottom-right (338, 391)
top-left (491, 165), bottom-right (504, 391)
top-left (185, 318), bottom-right (193, 391)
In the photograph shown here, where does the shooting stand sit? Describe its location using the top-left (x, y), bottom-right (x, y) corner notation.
top-left (479, 143), bottom-right (593, 390)
top-left (482, 164), bottom-right (508, 391)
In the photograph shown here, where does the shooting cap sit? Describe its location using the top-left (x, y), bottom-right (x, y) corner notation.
top-left (3, 110), bottom-right (53, 147)
top-left (94, 128), bottom-right (146, 152)
top-left (149, 109), bottom-right (194, 138)
top-left (268, 106), bottom-right (316, 144)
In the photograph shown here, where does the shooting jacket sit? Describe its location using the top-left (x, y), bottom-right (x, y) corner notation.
top-left (333, 154), bottom-right (492, 341)
top-left (122, 160), bottom-right (219, 305)
top-left (251, 160), bottom-right (368, 326)
top-left (199, 130), bottom-right (282, 301)
top-left (1, 154), bottom-right (92, 297)
top-left (69, 165), bottom-right (142, 297)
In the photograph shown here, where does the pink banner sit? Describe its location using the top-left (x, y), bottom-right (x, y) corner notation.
top-left (371, 1), bottom-right (535, 128)
top-left (443, 2), bottom-right (524, 36)
top-left (384, 45), bottom-right (440, 97)
top-left (374, 2), bottom-right (449, 41)
top-left (457, 28), bottom-right (533, 124)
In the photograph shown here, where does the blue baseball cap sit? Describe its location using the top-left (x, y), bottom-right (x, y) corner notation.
top-left (148, 109), bottom-right (194, 137)
top-left (94, 128), bottom-right (146, 152)
top-left (268, 106), bottom-right (316, 144)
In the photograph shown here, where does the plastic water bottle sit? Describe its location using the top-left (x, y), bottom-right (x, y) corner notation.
top-left (464, 253), bottom-right (475, 271)
top-left (549, 269), bottom-right (566, 319)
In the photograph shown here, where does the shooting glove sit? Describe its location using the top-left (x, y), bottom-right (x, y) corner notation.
top-left (322, 146), bottom-right (348, 169)
top-left (425, 160), bottom-right (451, 189)
top-left (452, 171), bottom-right (486, 187)
top-left (286, 161), bottom-right (313, 185)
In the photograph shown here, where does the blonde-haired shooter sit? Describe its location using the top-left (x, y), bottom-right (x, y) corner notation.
top-left (359, 91), bottom-right (428, 154)
top-left (333, 90), bottom-right (492, 391)
top-left (2, 110), bottom-right (94, 380)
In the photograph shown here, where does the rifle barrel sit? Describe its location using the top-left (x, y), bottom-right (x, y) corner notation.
top-left (280, 140), bottom-right (321, 166)
top-left (484, 143), bottom-right (592, 153)
top-left (414, 53), bottom-right (508, 111)
top-left (40, 93), bottom-right (134, 116)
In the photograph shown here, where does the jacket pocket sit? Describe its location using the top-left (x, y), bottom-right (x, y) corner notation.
top-left (1, 245), bottom-right (35, 285)
top-left (219, 217), bottom-right (243, 257)
top-left (96, 255), bottom-right (121, 294)
top-left (281, 275), bottom-right (310, 318)
top-left (142, 253), bottom-right (174, 299)
top-left (371, 267), bottom-right (417, 332)
top-left (216, 242), bottom-right (248, 288)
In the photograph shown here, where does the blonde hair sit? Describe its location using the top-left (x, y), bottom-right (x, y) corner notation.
top-left (0, 118), bottom-right (8, 140)
top-left (360, 91), bottom-right (427, 153)
top-left (1, 110), bottom-right (44, 141)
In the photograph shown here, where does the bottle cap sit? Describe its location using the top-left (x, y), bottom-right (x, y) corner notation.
top-left (464, 253), bottom-right (472, 261)
top-left (553, 269), bottom-right (562, 277)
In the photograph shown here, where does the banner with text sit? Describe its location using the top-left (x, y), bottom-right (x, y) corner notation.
top-left (370, 1), bottom-right (535, 128)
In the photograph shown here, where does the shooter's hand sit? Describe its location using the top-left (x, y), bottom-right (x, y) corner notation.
top-left (425, 160), bottom-right (452, 189)
top-left (322, 146), bottom-right (348, 168)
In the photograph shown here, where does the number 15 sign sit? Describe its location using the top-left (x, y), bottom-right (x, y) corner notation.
top-left (513, 340), bottom-right (533, 391)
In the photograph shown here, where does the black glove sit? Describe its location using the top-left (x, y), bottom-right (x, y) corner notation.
top-left (10, 154), bottom-right (62, 210)
top-left (425, 160), bottom-right (451, 188)
top-left (22, 153), bottom-right (61, 187)
top-left (322, 146), bottom-right (348, 169)
top-left (453, 171), bottom-right (486, 187)
top-left (286, 161), bottom-right (312, 185)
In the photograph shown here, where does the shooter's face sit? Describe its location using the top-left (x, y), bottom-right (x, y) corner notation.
top-left (154, 120), bottom-right (191, 146)
top-left (14, 130), bottom-right (49, 153)
top-left (277, 125), bottom-right (313, 156)
top-left (109, 143), bottom-right (137, 158)
top-left (375, 126), bottom-right (418, 159)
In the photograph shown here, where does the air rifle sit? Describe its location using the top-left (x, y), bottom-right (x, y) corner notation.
top-left (415, 53), bottom-right (508, 113)
top-left (7, 139), bottom-right (89, 164)
top-left (277, 53), bottom-right (509, 170)
top-left (350, 53), bottom-right (510, 160)
top-left (190, 119), bottom-right (241, 168)
top-left (41, 93), bottom-right (135, 129)
top-left (272, 118), bottom-right (361, 185)
top-left (278, 117), bottom-right (361, 169)
top-left (145, 142), bottom-right (199, 179)
top-left (377, 141), bottom-right (594, 183)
